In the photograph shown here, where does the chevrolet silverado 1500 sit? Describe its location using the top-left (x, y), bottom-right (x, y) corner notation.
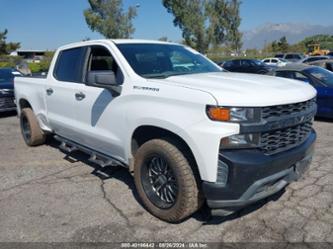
top-left (14, 39), bottom-right (317, 222)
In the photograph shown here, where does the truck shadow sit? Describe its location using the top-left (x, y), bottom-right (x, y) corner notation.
top-left (193, 190), bottom-right (285, 225)
top-left (0, 110), bottom-right (17, 118)
top-left (45, 137), bottom-right (143, 206)
top-left (46, 137), bottom-right (286, 225)
top-left (315, 117), bottom-right (333, 123)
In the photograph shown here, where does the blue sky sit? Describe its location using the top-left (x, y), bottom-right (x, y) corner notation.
top-left (1, 0), bottom-right (333, 50)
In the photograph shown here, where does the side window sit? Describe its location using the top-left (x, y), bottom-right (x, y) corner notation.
top-left (232, 60), bottom-right (239, 67)
top-left (263, 59), bottom-right (270, 63)
top-left (326, 62), bottom-right (333, 72)
top-left (223, 61), bottom-right (233, 68)
top-left (271, 59), bottom-right (277, 63)
top-left (88, 46), bottom-right (114, 71)
top-left (275, 71), bottom-right (293, 79)
top-left (86, 46), bottom-right (123, 84)
top-left (285, 54), bottom-right (293, 60)
top-left (294, 72), bottom-right (310, 83)
top-left (241, 60), bottom-right (251, 67)
top-left (54, 47), bottom-right (86, 82)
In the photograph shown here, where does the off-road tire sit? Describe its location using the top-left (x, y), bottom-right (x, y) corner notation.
top-left (20, 108), bottom-right (46, 146)
top-left (134, 139), bottom-right (203, 222)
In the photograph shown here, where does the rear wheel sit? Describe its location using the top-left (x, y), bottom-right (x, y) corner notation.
top-left (20, 108), bottom-right (46, 146)
top-left (134, 139), bottom-right (203, 222)
top-left (258, 70), bottom-right (268, 74)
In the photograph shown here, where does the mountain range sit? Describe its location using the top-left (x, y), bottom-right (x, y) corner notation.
top-left (242, 23), bottom-right (333, 49)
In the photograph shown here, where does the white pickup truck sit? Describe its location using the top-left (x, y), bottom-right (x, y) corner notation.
top-left (15, 39), bottom-right (317, 222)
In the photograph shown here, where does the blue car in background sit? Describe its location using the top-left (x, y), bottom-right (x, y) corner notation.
top-left (269, 64), bottom-right (333, 119)
top-left (0, 68), bottom-right (21, 113)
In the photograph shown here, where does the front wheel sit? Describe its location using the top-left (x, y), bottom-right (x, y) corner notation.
top-left (134, 139), bottom-right (203, 222)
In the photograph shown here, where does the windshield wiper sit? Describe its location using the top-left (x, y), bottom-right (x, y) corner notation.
top-left (144, 71), bottom-right (192, 79)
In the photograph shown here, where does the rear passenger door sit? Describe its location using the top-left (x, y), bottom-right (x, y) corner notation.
top-left (46, 46), bottom-right (87, 139)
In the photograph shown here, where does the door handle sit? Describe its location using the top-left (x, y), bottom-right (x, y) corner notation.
top-left (46, 88), bottom-right (53, 95)
top-left (75, 92), bottom-right (86, 101)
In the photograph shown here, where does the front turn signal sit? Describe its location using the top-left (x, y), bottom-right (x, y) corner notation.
top-left (206, 106), bottom-right (230, 121)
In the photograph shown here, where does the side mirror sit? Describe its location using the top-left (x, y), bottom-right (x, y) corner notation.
top-left (87, 70), bottom-right (117, 86)
top-left (86, 70), bottom-right (122, 96)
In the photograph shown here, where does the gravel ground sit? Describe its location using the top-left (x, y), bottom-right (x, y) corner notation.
top-left (0, 112), bottom-right (332, 243)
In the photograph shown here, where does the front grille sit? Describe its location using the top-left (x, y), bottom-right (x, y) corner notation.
top-left (258, 98), bottom-right (316, 154)
top-left (260, 121), bottom-right (313, 154)
top-left (0, 97), bottom-right (15, 108)
top-left (262, 98), bottom-right (316, 119)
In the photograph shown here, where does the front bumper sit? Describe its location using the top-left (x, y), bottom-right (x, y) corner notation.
top-left (202, 130), bottom-right (316, 213)
top-left (0, 96), bottom-right (16, 112)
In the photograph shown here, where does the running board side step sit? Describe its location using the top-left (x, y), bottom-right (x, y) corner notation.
top-left (54, 135), bottom-right (128, 169)
top-left (59, 141), bottom-right (77, 153)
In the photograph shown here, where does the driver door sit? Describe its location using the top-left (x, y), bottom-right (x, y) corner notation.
top-left (69, 45), bottom-right (125, 158)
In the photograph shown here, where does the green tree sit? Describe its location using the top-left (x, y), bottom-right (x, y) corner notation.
top-left (162, 0), bottom-right (242, 53)
top-left (278, 36), bottom-right (289, 53)
top-left (288, 42), bottom-right (306, 53)
top-left (264, 36), bottom-right (289, 54)
top-left (0, 29), bottom-right (20, 55)
top-left (224, 0), bottom-right (243, 53)
top-left (84, 0), bottom-right (137, 39)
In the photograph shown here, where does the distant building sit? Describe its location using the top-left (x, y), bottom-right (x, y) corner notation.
top-left (10, 50), bottom-right (46, 63)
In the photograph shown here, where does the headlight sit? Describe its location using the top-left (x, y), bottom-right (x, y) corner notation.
top-left (206, 106), bottom-right (259, 122)
top-left (220, 133), bottom-right (260, 149)
top-left (207, 105), bottom-right (261, 149)
top-left (229, 107), bottom-right (256, 122)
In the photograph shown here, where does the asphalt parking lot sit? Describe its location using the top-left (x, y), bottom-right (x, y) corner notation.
top-left (0, 112), bottom-right (332, 243)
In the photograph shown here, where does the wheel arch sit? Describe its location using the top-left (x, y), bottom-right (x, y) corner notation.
top-left (19, 98), bottom-right (32, 110)
top-left (131, 125), bottom-right (201, 179)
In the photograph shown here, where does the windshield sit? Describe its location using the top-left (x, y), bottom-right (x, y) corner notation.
top-left (0, 69), bottom-right (14, 84)
top-left (116, 43), bottom-right (222, 78)
top-left (304, 67), bottom-right (333, 87)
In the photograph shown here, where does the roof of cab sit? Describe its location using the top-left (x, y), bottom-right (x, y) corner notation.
top-left (57, 39), bottom-right (181, 51)
top-left (111, 39), bottom-right (180, 45)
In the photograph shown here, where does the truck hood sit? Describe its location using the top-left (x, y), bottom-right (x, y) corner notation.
top-left (151, 72), bottom-right (317, 107)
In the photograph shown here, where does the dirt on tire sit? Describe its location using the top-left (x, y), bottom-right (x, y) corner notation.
top-left (134, 139), bottom-right (203, 223)
top-left (20, 108), bottom-right (46, 146)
